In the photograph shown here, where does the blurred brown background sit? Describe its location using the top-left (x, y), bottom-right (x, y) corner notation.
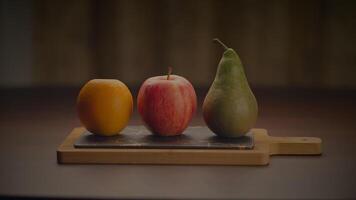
top-left (1, 0), bottom-right (356, 89)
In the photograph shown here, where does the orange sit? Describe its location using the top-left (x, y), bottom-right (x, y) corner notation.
top-left (77, 79), bottom-right (133, 136)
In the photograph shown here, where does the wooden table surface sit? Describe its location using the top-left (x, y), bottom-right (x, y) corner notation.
top-left (0, 87), bottom-right (355, 199)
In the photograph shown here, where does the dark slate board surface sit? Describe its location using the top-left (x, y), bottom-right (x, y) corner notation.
top-left (74, 126), bottom-right (254, 150)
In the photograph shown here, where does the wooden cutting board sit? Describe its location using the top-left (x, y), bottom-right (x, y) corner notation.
top-left (57, 126), bottom-right (322, 165)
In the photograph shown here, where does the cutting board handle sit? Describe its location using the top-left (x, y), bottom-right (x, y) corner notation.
top-left (268, 136), bottom-right (322, 155)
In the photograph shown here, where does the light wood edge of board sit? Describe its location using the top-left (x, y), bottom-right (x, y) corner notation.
top-left (268, 136), bottom-right (322, 156)
top-left (57, 127), bottom-right (271, 166)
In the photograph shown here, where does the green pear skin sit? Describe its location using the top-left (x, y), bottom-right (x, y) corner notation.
top-left (203, 39), bottom-right (258, 138)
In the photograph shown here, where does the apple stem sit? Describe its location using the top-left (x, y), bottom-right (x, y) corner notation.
top-left (167, 67), bottom-right (172, 80)
top-left (213, 38), bottom-right (228, 50)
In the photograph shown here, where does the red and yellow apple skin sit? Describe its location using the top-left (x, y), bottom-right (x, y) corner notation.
top-left (137, 75), bottom-right (197, 136)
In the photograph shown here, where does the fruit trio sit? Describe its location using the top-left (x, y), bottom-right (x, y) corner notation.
top-left (77, 39), bottom-right (258, 138)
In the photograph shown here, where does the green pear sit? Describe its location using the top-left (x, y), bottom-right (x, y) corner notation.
top-left (203, 39), bottom-right (258, 138)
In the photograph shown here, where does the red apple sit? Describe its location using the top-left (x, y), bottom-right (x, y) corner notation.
top-left (137, 68), bottom-right (197, 136)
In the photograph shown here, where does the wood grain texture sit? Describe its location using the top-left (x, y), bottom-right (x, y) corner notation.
top-left (24, 0), bottom-right (356, 89)
top-left (57, 126), bottom-right (321, 165)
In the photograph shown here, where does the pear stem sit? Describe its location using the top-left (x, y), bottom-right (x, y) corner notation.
top-left (167, 67), bottom-right (172, 80)
top-left (213, 38), bottom-right (229, 50)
